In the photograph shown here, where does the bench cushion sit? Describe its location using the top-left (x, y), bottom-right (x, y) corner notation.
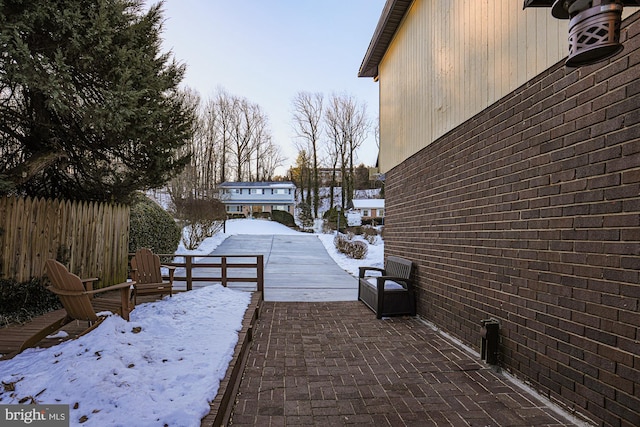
top-left (365, 277), bottom-right (405, 290)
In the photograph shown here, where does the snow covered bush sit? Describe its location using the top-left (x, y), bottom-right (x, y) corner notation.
top-left (333, 234), bottom-right (368, 260)
top-left (362, 226), bottom-right (379, 245)
top-left (173, 197), bottom-right (226, 250)
top-left (181, 220), bottom-right (224, 250)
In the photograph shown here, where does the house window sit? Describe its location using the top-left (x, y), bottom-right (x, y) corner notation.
top-left (226, 205), bottom-right (242, 212)
top-left (273, 205), bottom-right (287, 211)
top-left (362, 209), bottom-right (370, 217)
top-left (274, 188), bottom-right (287, 195)
top-left (252, 188), bottom-right (264, 195)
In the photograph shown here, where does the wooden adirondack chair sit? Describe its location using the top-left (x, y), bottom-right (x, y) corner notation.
top-left (130, 248), bottom-right (175, 305)
top-left (16, 260), bottom-right (132, 353)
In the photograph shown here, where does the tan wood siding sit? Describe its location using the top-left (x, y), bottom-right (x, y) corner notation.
top-left (378, 0), bottom-right (569, 172)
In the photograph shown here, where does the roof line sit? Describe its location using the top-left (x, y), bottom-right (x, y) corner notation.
top-left (219, 181), bottom-right (296, 187)
top-left (523, 0), bottom-right (640, 7)
top-left (360, 0), bottom-right (640, 78)
top-left (358, 0), bottom-right (414, 78)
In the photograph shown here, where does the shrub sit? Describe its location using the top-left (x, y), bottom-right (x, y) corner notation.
top-left (253, 212), bottom-right (271, 219)
top-left (362, 218), bottom-right (384, 226)
top-left (323, 207), bottom-right (348, 232)
top-left (334, 234), bottom-right (368, 259)
top-left (129, 192), bottom-right (181, 256)
top-left (0, 277), bottom-right (61, 326)
top-left (345, 226), bottom-right (362, 235)
top-left (272, 210), bottom-right (296, 227)
top-left (362, 226), bottom-right (379, 244)
top-left (181, 220), bottom-right (224, 250)
top-left (362, 226), bottom-right (378, 236)
top-left (173, 197), bottom-right (226, 250)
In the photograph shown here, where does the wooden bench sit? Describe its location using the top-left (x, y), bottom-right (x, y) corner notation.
top-left (358, 256), bottom-right (416, 319)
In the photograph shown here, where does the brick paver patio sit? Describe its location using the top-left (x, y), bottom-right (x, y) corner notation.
top-left (229, 301), bottom-right (579, 426)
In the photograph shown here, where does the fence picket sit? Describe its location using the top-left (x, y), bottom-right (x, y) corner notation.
top-left (0, 195), bottom-right (130, 286)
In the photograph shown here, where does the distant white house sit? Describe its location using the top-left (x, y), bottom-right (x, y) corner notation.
top-left (352, 199), bottom-right (385, 221)
top-left (219, 181), bottom-right (296, 217)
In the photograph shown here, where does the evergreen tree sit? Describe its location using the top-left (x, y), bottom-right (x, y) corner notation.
top-left (0, 0), bottom-right (193, 203)
top-left (354, 163), bottom-right (371, 190)
top-left (297, 199), bottom-right (313, 230)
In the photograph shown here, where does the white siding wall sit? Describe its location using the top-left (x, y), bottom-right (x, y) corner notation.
top-left (378, 0), bottom-right (569, 172)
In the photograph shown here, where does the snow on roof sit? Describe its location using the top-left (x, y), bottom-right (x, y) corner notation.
top-left (352, 199), bottom-right (384, 209)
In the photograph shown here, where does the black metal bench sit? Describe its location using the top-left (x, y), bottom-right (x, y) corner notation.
top-left (358, 256), bottom-right (416, 319)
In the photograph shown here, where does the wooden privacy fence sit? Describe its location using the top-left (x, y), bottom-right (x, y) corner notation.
top-left (0, 195), bottom-right (130, 285)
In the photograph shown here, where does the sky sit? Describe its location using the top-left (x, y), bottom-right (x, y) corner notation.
top-left (0, 219), bottom-right (384, 426)
top-left (152, 0), bottom-right (386, 176)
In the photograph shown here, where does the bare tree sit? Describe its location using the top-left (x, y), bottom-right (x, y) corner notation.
top-left (324, 96), bottom-right (343, 209)
top-left (212, 88), bottom-right (237, 183)
top-left (324, 93), bottom-right (369, 209)
top-left (339, 94), bottom-right (369, 208)
top-left (259, 137), bottom-right (285, 181)
top-left (199, 95), bottom-right (223, 195)
top-left (292, 91), bottom-right (323, 218)
top-left (196, 89), bottom-right (278, 183)
top-left (228, 98), bottom-right (271, 182)
top-left (248, 106), bottom-right (278, 181)
top-left (168, 87), bottom-right (202, 204)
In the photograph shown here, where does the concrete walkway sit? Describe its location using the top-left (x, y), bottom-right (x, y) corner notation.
top-left (209, 234), bottom-right (358, 302)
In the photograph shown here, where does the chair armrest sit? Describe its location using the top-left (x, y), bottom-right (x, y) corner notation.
top-left (87, 281), bottom-right (133, 295)
top-left (47, 286), bottom-right (87, 297)
top-left (81, 278), bottom-right (99, 292)
top-left (161, 265), bottom-right (176, 283)
top-left (359, 266), bottom-right (385, 278)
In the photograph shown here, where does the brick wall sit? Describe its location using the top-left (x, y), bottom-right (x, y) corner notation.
top-left (384, 11), bottom-right (639, 427)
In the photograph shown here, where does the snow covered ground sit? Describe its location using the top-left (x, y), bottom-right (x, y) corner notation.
top-left (0, 219), bottom-right (384, 426)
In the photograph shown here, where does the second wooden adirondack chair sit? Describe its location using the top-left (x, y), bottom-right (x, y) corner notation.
top-left (130, 248), bottom-right (176, 305)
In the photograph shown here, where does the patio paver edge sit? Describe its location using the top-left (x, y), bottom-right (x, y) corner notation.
top-left (200, 291), bottom-right (262, 427)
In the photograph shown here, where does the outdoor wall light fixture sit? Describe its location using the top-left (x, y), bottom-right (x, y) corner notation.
top-left (524, 0), bottom-right (632, 67)
top-left (558, 0), bottom-right (624, 66)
